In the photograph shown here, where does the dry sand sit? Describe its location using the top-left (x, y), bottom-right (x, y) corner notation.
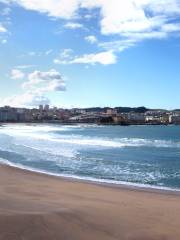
top-left (0, 164), bottom-right (180, 240)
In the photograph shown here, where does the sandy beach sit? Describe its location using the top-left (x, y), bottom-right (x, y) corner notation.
top-left (0, 164), bottom-right (180, 240)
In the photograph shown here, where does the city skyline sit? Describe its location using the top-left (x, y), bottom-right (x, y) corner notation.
top-left (0, 0), bottom-right (180, 109)
top-left (1, 104), bottom-right (180, 125)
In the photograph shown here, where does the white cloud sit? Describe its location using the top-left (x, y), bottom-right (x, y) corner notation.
top-left (161, 23), bottom-right (180, 32)
top-left (54, 49), bottom-right (117, 65)
top-left (16, 64), bottom-right (35, 69)
top-left (3, 69), bottom-right (66, 107)
top-left (81, 1), bottom-right (180, 36)
top-left (64, 22), bottom-right (83, 29)
top-left (71, 51), bottom-right (116, 65)
top-left (98, 39), bottom-right (136, 52)
top-left (11, 69), bottom-right (25, 80)
top-left (1, 93), bottom-right (50, 107)
top-left (54, 48), bottom-right (74, 64)
top-left (0, 23), bottom-right (7, 33)
top-left (2, 0), bottom-right (180, 36)
top-left (1, 39), bottom-right (7, 44)
top-left (28, 69), bottom-right (63, 82)
top-left (2, 0), bottom-right (180, 59)
top-left (5, 0), bottom-right (81, 19)
top-left (85, 35), bottom-right (97, 44)
top-left (23, 69), bottom-right (66, 92)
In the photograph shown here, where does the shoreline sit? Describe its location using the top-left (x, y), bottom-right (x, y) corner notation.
top-left (0, 165), bottom-right (180, 240)
top-left (0, 164), bottom-right (180, 239)
top-left (1, 123), bottom-right (180, 195)
top-left (1, 160), bottom-right (180, 196)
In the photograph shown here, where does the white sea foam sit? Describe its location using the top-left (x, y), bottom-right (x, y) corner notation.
top-left (0, 124), bottom-right (73, 133)
top-left (14, 143), bottom-right (77, 158)
top-left (7, 134), bottom-right (180, 149)
top-left (0, 124), bottom-right (179, 149)
top-left (0, 157), bottom-right (180, 193)
top-left (1, 124), bottom-right (180, 191)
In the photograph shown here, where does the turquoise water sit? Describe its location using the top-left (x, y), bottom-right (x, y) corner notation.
top-left (0, 124), bottom-right (180, 190)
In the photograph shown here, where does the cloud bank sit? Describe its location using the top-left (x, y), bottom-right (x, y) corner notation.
top-left (2, 69), bottom-right (66, 107)
top-left (3, 1), bottom-right (180, 38)
top-left (1, 0), bottom-right (180, 64)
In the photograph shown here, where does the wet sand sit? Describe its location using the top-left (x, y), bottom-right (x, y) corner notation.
top-left (0, 164), bottom-right (180, 240)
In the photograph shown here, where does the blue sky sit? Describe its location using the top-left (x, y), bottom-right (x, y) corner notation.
top-left (0, 0), bottom-right (180, 109)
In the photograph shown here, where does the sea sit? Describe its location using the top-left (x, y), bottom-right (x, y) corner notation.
top-left (0, 123), bottom-right (180, 191)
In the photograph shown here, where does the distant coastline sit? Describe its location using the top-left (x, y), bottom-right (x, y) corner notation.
top-left (0, 105), bottom-right (180, 125)
top-left (0, 120), bottom-right (179, 126)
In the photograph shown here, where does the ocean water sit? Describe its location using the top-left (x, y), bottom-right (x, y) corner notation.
top-left (0, 123), bottom-right (180, 190)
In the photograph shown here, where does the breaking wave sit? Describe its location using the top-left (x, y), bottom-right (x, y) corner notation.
top-left (0, 124), bottom-right (179, 149)
top-left (1, 123), bottom-right (180, 190)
